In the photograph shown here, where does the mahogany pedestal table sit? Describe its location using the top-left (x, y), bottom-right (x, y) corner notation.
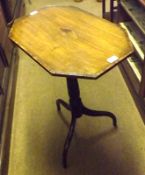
top-left (9, 6), bottom-right (133, 168)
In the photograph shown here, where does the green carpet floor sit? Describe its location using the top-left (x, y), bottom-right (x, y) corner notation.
top-left (8, 1), bottom-right (145, 175)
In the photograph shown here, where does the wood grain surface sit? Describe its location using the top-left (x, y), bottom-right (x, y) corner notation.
top-left (9, 6), bottom-right (134, 78)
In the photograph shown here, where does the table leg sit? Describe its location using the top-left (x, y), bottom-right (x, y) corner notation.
top-left (56, 77), bottom-right (117, 168)
top-left (56, 99), bottom-right (71, 111)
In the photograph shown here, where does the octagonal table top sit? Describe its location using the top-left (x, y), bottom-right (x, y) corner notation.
top-left (9, 6), bottom-right (133, 78)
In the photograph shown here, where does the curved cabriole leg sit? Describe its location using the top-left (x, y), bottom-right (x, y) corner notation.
top-left (82, 106), bottom-right (117, 127)
top-left (62, 116), bottom-right (76, 168)
top-left (56, 99), bottom-right (71, 111)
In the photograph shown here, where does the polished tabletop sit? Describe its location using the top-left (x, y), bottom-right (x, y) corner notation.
top-left (9, 6), bottom-right (133, 78)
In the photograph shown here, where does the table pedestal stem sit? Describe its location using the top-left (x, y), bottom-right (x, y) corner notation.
top-left (56, 77), bottom-right (117, 168)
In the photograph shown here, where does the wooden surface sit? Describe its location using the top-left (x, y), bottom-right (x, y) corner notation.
top-left (9, 6), bottom-right (133, 78)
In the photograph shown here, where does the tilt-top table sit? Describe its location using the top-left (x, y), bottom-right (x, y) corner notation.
top-left (9, 6), bottom-right (133, 168)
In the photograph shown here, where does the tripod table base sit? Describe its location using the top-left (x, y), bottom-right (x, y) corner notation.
top-left (56, 77), bottom-right (117, 168)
